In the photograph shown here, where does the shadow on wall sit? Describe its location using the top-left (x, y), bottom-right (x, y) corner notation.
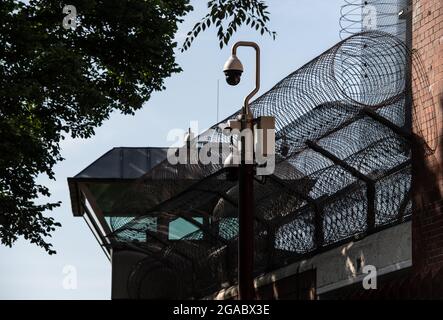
top-left (411, 87), bottom-right (443, 272)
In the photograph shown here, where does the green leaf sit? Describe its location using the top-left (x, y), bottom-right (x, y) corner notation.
top-left (182, 0), bottom-right (275, 51)
top-left (1, 0), bottom-right (194, 253)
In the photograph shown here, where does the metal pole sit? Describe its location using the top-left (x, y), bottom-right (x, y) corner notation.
top-left (230, 41), bottom-right (260, 300)
top-left (238, 114), bottom-right (255, 300)
top-left (217, 79), bottom-right (220, 123)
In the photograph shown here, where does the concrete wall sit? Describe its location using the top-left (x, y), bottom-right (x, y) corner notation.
top-left (212, 221), bottom-right (411, 299)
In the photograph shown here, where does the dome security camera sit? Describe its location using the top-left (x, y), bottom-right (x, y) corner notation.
top-left (223, 55), bottom-right (244, 86)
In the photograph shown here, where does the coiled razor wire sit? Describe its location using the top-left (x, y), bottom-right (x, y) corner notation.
top-left (104, 31), bottom-right (436, 299)
top-left (340, 0), bottom-right (409, 40)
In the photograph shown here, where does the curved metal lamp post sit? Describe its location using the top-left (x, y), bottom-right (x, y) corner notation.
top-left (223, 41), bottom-right (261, 300)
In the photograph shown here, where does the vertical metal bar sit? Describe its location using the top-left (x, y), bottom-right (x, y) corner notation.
top-left (119, 148), bottom-right (124, 179)
top-left (203, 214), bottom-right (210, 242)
top-left (238, 125), bottom-right (255, 299)
top-left (405, 0), bottom-right (413, 133)
top-left (157, 214), bottom-right (169, 241)
top-left (266, 222), bottom-right (276, 271)
top-left (367, 182), bottom-right (376, 232)
top-left (313, 203), bottom-right (324, 249)
top-left (217, 79), bottom-right (220, 123)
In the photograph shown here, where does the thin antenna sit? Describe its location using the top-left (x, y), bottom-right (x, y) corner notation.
top-left (216, 79), bottom-right (220, 123)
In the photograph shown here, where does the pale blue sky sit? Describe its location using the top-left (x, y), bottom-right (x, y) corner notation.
top-left (0, 0), bottom-right (344, 299)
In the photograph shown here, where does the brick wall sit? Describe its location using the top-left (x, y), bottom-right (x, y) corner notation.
top-left (411, 0), bottom-right (443, 272)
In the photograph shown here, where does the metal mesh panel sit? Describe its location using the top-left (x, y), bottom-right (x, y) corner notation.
top-left (274, 206), bottom-right (316, 254)
top-left (375, 165), bottom-right (411, 225)
top-left (322, 183), bottom-right (368, 245)
top-left (101, 31), bottom-right (437, 299)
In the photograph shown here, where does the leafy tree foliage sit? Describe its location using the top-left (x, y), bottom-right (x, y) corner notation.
top-left (0, 0), bottom-right (272, 254)
top-left (182, 0), bottom-right (274, 51)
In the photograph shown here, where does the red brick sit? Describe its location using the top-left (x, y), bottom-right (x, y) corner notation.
top-left (412, 0), bottom-right (443, 277)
